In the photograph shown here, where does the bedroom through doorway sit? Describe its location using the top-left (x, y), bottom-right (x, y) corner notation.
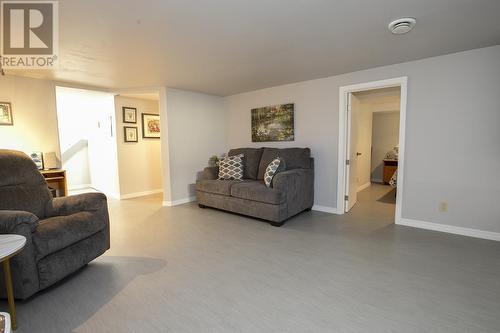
top-left (337, 77), bottom-right (407, 225)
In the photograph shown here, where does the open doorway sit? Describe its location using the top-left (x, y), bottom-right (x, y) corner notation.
top-left (55, 86), bottom-right (120, 198)
top-left (337, 77), bottom-right (407, 224)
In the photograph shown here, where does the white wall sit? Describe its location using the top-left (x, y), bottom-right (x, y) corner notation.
top-left (56, 87), bottom-right (93, 188)
top-left (224, 45), bottom-right (500, 234)
top-left (114, 96), bottom-right (163, 197)
top-left (0, 76), bottom-right (60, 159)
top-left (55, 87), bottom-right (120, 198)
top-left (163, 88), bottom-right (226, 204)
top-left (371, 112), bottom-right (400, 182)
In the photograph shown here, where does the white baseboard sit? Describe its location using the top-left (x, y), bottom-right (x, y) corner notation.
top-left (120, 189), bottom-right (163, 200)
top-left (162, 196), bottom-right (196, 207)
top-left (396, 217), bottom-right (500, 242)
top-left (312, 205), bottom-right (342, 214)
top-left (357, 182), bottom-right (371, 192)
top-left (371, 178), bottom-right (383, 183)
top-left (68, 184), bottom-right (92, 191)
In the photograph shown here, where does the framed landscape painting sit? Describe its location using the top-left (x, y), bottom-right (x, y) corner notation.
top-left (142, 113), bottom-right (160, 138)
top-left (251, 103), bottom-right (294, 142)
top-left (0, 102), bottom-right (13, 126)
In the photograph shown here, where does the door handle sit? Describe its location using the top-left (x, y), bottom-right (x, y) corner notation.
top-left (356, 152), bottom-right (362, 156)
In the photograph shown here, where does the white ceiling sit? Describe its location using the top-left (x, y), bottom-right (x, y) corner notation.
top-left (6, 0), bottom-right (500, 96)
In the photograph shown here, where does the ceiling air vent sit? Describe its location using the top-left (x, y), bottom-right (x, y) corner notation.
top-left (388, 18), bottom-right (416, 35)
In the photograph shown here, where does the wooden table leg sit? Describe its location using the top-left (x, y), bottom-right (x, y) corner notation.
top-left (3, 259), bottom-right (16, 330)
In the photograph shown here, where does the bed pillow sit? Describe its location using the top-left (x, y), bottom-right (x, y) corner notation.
top-left (218, 154), bottom-right (244, 180)
top-left (264, 157), bottom-right (286, 187)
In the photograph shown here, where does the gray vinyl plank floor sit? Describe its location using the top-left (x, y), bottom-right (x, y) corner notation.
top-left (5, 184), bottom-right (500, 332)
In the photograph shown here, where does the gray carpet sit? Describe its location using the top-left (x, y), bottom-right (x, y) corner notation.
top-left (5, 184), bottom-right (500, 332)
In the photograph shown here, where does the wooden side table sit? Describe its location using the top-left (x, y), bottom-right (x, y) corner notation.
top-left (0, 235), bottom-right (26, 330)
top-left (41, 169), bottom-right (68, 197)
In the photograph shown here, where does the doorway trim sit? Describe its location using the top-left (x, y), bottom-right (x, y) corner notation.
top-left (337, 77), bottom-right (408, 222)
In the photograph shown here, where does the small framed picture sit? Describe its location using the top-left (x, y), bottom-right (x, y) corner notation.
top-left (30, 152), bottom-right (44, 170)
top-left (122, 107), bottom-right (137, 123)
top-left (124, 127), bottom-right (138, 142)
top-left (0, 102), bottom-right (13, 126)
top-left (142, 113), bottom-right (160, 138)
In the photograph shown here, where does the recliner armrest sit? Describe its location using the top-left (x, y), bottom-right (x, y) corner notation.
top-left (0, 210), bottom-right (40, 299)
top-left (0, 210), bottom-right (39, 234)
top-left (46, 192), bottom-right (107, 217)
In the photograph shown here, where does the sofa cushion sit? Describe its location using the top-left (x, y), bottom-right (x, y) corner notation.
top-left (228, 148), bottom-right (263, 180)
top-left (196, 179), bottom-right (243, 196)
top-left (231, 181), bottom-right (285, 205)
top-left (33, 211), bottom-right (106, 259)
top-left (257, 148), bottom-right (311, 179)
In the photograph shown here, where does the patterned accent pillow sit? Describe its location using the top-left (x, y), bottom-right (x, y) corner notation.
top-left (264, 157), bottom-right (286, 187)
top-left (218, 154), bottom-right (244, 180)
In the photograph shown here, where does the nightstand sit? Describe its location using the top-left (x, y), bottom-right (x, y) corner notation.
top-left (40, 169), bottom-right (68, 197)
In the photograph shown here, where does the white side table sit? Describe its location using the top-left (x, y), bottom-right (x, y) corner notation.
top-left (0, 312), bottom-right (11, 333)
top-left (0, 235), bottom-right (26, 331)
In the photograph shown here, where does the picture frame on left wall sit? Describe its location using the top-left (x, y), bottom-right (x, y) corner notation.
top-left (124, 127), bottom-right (138, 142)
top-left (0, 102), bottom-right (13, 125)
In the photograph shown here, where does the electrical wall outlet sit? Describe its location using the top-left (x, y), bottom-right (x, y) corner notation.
top-left (439, 201), bottom-right (448, 212)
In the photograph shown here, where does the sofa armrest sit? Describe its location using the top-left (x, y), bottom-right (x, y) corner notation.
top-left (273, 169), bottom-right (313, 190)
top-left (201, 166), bottom-right (219, 181)
top-left (46, 192), bottom-right (108, 217)
top-left (273, 169), bottom-right (314, 214)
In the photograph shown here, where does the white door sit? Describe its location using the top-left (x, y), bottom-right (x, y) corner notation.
top-left (345, 92), bottom-right (359, 212)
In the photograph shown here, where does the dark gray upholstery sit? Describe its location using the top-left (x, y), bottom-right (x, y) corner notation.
top-left (0, 150), bottom-right (110, 299)
top-left (231, 181), bottom-right (285, 205)
top-left (197, 147), bottom-right (314, 224)
top-left (201, 166), bottom-right (219, 181)
top-left (34, 211), bottom-right (106, 260)
top-left (228, 148), bottom-right (263, 180)
top-left (0, 150), bottom-right (52, 217)
top-left (273, 169), bottom-right (314, 217)
top-left (196, 179), bottom-right (244, 196)
top-left (257, 147), bottom-right (311, 179)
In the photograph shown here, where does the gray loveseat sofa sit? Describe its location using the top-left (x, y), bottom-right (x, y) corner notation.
top-left (0, 150), bottom-right (110, 299)
top-left (196, 148), bottom-right (314, 226)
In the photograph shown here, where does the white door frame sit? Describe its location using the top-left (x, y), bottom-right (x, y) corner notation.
top-left (337, 77), bottom-right (408, 222)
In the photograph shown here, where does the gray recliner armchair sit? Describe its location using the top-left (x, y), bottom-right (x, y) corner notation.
top-left (0, 150), bottom-right (110, 299)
